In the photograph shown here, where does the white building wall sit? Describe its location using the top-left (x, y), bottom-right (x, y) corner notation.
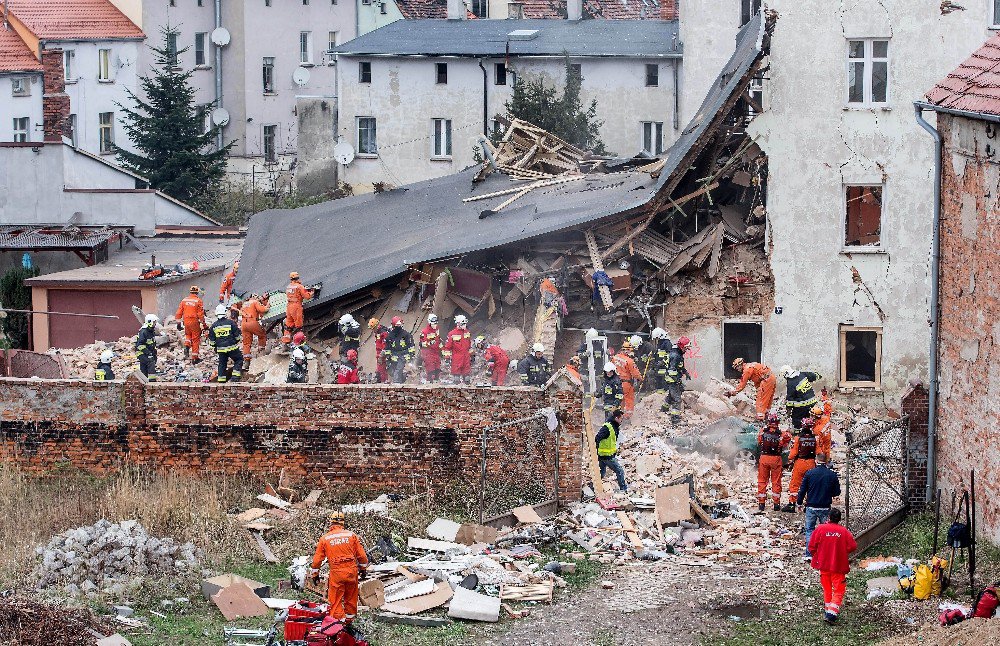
top-left (677, 0), bottom-right (741, 127)
top-left (0, 73), bottom-right (44, 142)
top-left (747, 0), bottom-right (993, 398)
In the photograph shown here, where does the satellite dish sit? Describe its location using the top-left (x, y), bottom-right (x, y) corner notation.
top-left (211, 108), bottom-right (230, 126)
top-left (211, 27), bottom-right (231, 46)
top-left (292, 67), bottom-right (311, 86)
top-left (334, 142), bottom-right (355, 165)
top-left (117, 51), bottom-right (135, 67)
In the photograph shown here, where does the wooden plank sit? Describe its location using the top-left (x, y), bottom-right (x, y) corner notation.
top-left (494, 186), bottom-right (534, 211)
top-left (655, 484), bottom-right (692, 525)
top-left (462, 175), bottom-right (583, 202)
top-left (690, 499), bottom-right (718, 528)
top-left (707, 225), bottom-right (725, 278)
top-left (584, 230), bottom-right (614, 310)
top-left (249, 530), bottom-right (278, 563)
top-left (600, 212), bottom-right (655, 261)
top-left (256, 493), bottom-right (291, 510)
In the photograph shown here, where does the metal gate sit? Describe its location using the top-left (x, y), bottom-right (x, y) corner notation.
top-left (845, 415), bottom-right (910, 552)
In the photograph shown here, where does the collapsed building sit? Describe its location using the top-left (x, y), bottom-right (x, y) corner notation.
top-left (237, 14), bottom-right (773, 387)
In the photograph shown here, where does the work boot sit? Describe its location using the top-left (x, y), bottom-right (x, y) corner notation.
top-left (773, 503), bottom-right (780, 512)
top-left (781, 503), bottom-right (796, 513)
top-left (184, 346), bottom-right (190, 359)
top-left (192, 357), bottom-right (201, 365)
top-left (242, 358), bottom-right (251, 372)
top-left (758, 503), bottom-right (766, 512)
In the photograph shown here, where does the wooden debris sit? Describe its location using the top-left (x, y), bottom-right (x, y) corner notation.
top-left (655, 484), bottom-right (693, 525)
top-left (249, 530), bottom-right (278, 563)
top-left (234, 508), bottom-right (267, 523)
top-left (256, 493), bottom-right (291, 510)
top-left (512, 505), bottom-right (544, 524)
top-left (499, 580), bottom-right (554, 603)
top-left (475, 117), bottom-right (588, 183)
top-left (302, 489), bottom-right (323, 507)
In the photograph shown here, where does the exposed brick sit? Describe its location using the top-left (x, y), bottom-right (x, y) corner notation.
top-left (40, 48), bottom-right (70, 143)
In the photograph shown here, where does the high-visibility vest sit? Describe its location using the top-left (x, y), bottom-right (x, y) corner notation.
top-left (597, 422), bottom-right (618, 457)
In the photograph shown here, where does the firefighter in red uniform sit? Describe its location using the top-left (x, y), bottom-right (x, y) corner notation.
top-left (757, 412), bottom-right (792, 512)
top-left (443, 314), bottom-right (473, 384)
top-left (369, 318), bottom-right (389, 383)
top-left (336, 349), bottom-right (361, 384)
top-left (310, 511), bottom-right (369, 624)
top-left (419, 314), bottom-right (444, 382)
top-left (474, 335), bottom-right (509, 386)
top-left (175, 286), bottom-right (207, 363)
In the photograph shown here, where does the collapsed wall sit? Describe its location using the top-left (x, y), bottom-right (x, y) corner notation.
top-left (0, 375), bottom-right (583, 505)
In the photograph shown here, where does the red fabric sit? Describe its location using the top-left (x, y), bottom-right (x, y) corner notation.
top-left (419, 325), bottom-right (443, 373)
top-left (484, 345), bottom-right (509, 385)
top-left (757, 455), bottom-right (783, 504)
top-left (443, 327), bottom-right (472, 376)
top-left (336, 362), bottom-right (360, 384)
top-left (809, 523), bottom-right (857, 574)
top-left (820, 571), bottom-right (847, 615)
top-left (374, 328), bottom-right (389, 382)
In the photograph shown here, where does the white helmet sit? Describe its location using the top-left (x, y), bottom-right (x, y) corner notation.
top-left (455, 314), bottom-right (468, 326)
top-left (630, 335), bottom-right (642, 348)
top-left (585, 327), bottom-right (599, 340)
top-left (100, 349), bottom-right (113, 363)
top-left (428, 314), bottom-right (438, 324)
top-left (652, 327), bottom-right (667, 340)
top-left (215, 304), bottom-right (227, 317)
top-left (604, 361), bottom-right (617, 373)
top-left (144, 313), bottom-right (159, 325)
top-left (532, 342), bottom-right (545, 353)
top-left (292, 348), bottom-right (305, 360)
top-left (339, 314), bottom-right (356, 325)
top-left (778, 365), bottom-right (793, 378)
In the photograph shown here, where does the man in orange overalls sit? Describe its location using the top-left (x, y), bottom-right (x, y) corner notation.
top-left (811, 392), bottom-right (835, 457)
top-left (787, 417), bottom-right (819, 512)
top-left (310, 511), bottom-right (369, 624)
top-left (219, 260), bottom-right (239, 304)
top-left (757, 412), bottom-right (791, 512)
top-left (728, 357), bottom-right (777, 420)
top-left (239, 293), bottom-right (270, 370)
top-left (283, 271), bottom-right (313, 347)
top-left (612, 342), bottom-right (642, 418)
top-left (174, 286), bottom-right (207, 363)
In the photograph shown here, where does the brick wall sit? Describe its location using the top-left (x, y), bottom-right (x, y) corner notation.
top-left (935, 113), bottom-right (1000, 542)
top-left (41, 49), bottom-right (71, 143)
top-left (900, 383), bottom-right (929, 509)
top-left (661, 0), bottom-right (678, 20)
top-left (0, 376), bottom-right (583, 505)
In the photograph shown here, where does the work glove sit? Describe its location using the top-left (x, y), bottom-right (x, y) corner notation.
top-left (176, 321), bottom-right (183, 331)
top-left (219, 295), bottom-right (224, 303)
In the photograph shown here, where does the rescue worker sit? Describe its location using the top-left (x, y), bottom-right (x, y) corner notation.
top-left (612, 343), bottom-right (642, 418)
top-left (219, 260), bottom-right (238, 304)
top-left (475, 336), bottom-right (509, 386)
top-left (443, 314), bottom-right (473, 384)
top-left (661, 336), bottom-right (692, 424)
top-left (291, 331), bottom-right (312, 356)
top-left (207, 304), bottom-right (243, 383)
top-left (95, 349), bottom-right (115, 381)
top-left (283, 271), bottom-right (314, 348)
top-left (577, 328), bottom-right (606, 385)
top-left (518, 343), bottom-right (551, 386)
top-left (135, 314), bottom-right (159, 378)
top-left (310, 510), bottom-right (369, 625)
top-left (369, 318), bottom-right (389, 383)
top-left (419, 314), bottom-right (444, 383)
top-left (565, 355), bottom-right (582, 382)
top-left (787, 417), bottom-right (819, 512)
top-left (602, 361), bottom-right (625, 421)
top-left (338, 314), bottom-right (361, 359)
top-left (240, 292), bottom-right (270, 371)
top-left (806, 507), bottom-right (855, 624)
top-left (384, 316), bottom-right (415, 384)
top-left (651, 327), bottom-right (672, 394)
top-left (727, 357), bottom-right (777, 421)
top-left (287, 348), bottom-right (308, 383)
top-left (336, 349), bottom-right (360, 384)
top-left (630, 334), bottom-right (653, 392)
top-left (175, 286), bottom-right (208, 363)
top-left (779, 365), bottom-right (823, 429)
top-left (811, 393), bottom-right (835, 457)
top-left (594, 409), bottom-right (627, 492)
top-left (757, 412), bottom-right (792, 511)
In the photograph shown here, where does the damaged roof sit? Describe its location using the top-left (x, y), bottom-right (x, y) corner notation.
top-left (236, 12), bottom-right (769, 309)
top-left (332, 18), bottom-right (680, 58)
top-left (924, 32), bottom-right (1000, 117)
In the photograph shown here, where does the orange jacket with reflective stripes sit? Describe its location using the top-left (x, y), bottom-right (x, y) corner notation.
top-left (175, 295), bottom-right (206, 324)
top-left (311, 525), bottom-right (369, 573)
top-left (734, 362), bottom-right (773, 393)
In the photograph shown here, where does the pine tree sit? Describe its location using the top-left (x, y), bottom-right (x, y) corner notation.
top-left (116, 28), bottom-right (232, 208)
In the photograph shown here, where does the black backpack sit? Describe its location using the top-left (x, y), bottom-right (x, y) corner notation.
top-left (947, 492), bottom-right (972, 549)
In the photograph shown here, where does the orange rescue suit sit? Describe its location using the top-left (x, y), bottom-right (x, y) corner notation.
top-left (311, 524), bottom-right (369, 622)
top-left (219, 270), bottom-right (237, 302)
top-left (240, 296), bottom-right (269, 355)
top-left (612, 352), bottom-right (642, 417)
top-left (284, 281), bottom-right (313, 330)
top-left (733, 362), bottom-right (776, 419)
top-left (174, 295), bottom-right (206, 359)
top-left (757, 427), bottom-right (791, 506)
top-left (813, 398), bottom-right (834, 457)
top-left (788, 431), bottom-right (819, 498)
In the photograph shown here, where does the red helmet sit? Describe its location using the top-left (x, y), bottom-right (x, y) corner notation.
top-left (677, 336), bottom-right (691, 350)
top-left (391, 316), bottom-right (403, 327)
top-left (346, 349), bottom-right (358, 362)
top-left (293, 332), bottom-right (306, 344)
top-left (765, 411), bottom-right (780, 425)
top-left (801, 417), bottom-right (815, 429)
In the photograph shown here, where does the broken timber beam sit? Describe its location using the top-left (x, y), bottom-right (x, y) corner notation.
top-left (600, 212), bottom-right (655, 262)
top-left (584, 230), bottom-right (614, 311)
top-left (462, 175), bottom-right (583, 202)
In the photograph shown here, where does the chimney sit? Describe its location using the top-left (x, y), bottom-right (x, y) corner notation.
top-left (41, 48), bottom-right (72, 143)
top-left (660, 0), bottom-right (678, 20)
top-left (508, 2), bottom-right (524, 19)
top-left (447, 0), bottom-right (466, 20)
top-left (567, 0), bottom-right (582, 21)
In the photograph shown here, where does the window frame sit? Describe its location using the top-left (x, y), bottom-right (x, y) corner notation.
top-left (357, 116), bottom-right (378, 156)
top-left (263, 124), bottom-right (277, 163)
top-left (98, 111), bottom-right (114, 154)
top-left (471, 0), bottom-right (488, 18)
top-left (194, 32), bottom-right (209, 67)
top-left (435, 62), bottom-right (448, 85)
top-left (328, 31), bottom-right (339, 58)
top-left (63, 50), bottom-right (76, 82)
top-left (494, 62), bottom-right (507, 86)
top-left (846, 38), bottom-right (890, 106)
top-left (262, 56), bottom-right (276, 94)
top-left (69, 113), bottom-right (78, 147)
top-left (994, 0), bottom-right (1000, 28)
top-left (645, 63), bottom-right (659, 87)
top-left (838, 325), bottom-right (882, 389)
top-left (842, 183), bottom-right (885, 251)
top-left (358, 61), bottom-right (372, 83)
top-left (431, 118), bottom-right (453, 159)
top-left (12, 116), bottom-right (30, 142)
top-left (741, 0), bottom-right (761, 27)
top-left (11, 77), bottom-right (29, 97)
top-left (299, 31), bottom-right (313, 65)
top-left (640, 121), bottom-right (665, 155)
top-left (98, 48), bottom-right (114, 82)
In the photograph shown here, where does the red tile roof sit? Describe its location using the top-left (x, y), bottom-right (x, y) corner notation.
top-left (396, 0), bottom-right (666, 20)
top-left (0, 26), bottom-right (42, 72)
top-left (926, 32), bottom-right (1000, 117)
top-left (395, 0), bottom-right (476, 19)
top-left (1, 0), bottom-right (144, 41)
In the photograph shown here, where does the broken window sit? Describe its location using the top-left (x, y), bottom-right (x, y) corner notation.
top-left (641, 121), bottom-right (664, 155)
top-left (847, 39), bottom-right (889, 105)
top-left (263, 124), bottom-right (277, 162)
top-left (844, 185), bottom-right (882, 247)
top-left (741, 0), bottom-right (761, 27)
top-left (357, 116), bottom-right (377, 155)
top-left (645, 63), bottom-right (658, 87)
top-left (432, 118), bottom-right (452, 158)
top-left (840, 325), bottom-right (881, 388)
top-left (436, 62), bottom-right (448, 85)
top-left (358, 61), bottom-right (371, 83)
top-left (723, 322), bottom-right (763, 379)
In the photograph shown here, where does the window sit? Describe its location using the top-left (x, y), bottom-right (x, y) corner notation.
top-left (432, 118), bottom-right (452, 158)
top-left (195, 33), bottom-right (208, 66)
top-left (741, 0), bottom-right (761, 27)
top-left (569, 63), bottom-right (582, 80)
top-left (69, 114), bottom-right (78, 147)
top-left (839, 325), bottom-right (882, 388)
top-left (844, 185), bottom-right (882, 247)
top-left (723, 322), bottom-right (762, 379)
top-left (357, 117), bottom-right (377, 155)
top-left (490, 118), bottom-right (501, 136)
top-left (359, 61), bottom-right (371, 83)
top-left (263, 124), bottom-right (277, 162)
top-left (994, 0), bottom-right (1000, 27)
top-left (262, 57), bottom-right (275, 93)
top-left (847, 39), bottom-right (889, 105)
top-left (435, 62), bottom-right (448, 84)
top-left (198, 0), bottom-right (204, 5)
top-left (645, 63), bottom-right (659, 87)
top-left (641, 121), bottom-right (664, 155)
top-left (303, 0), bottom-right (310, 4)
top-left (494, 62), bottom-right (506, 85)
top-left (11, 77), bottom-right (29, 96)
top-left (199, 105), bottom-right (212, 134)
top-left (98, 112), bottom-right (114, 153)
top-left (300, 31), bottom-right (313, 64)
top-left (12, 117), bottom-right (29, 142)
top-left (63, 50), bottom-right (75, 81)
top-left (166, 31), bottom-right (179, 66)
top-left (380, 1), bottom-right (387, 13)
top-left (98, 48), bottom-right (113, 81)
top-left (265, 0), bottom-right (271, 5)
top-left (471, 0), bottom-right (488, 17)
top-left (328, 31), bottom-right (339, 53)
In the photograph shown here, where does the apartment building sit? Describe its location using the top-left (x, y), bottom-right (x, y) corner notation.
top-left (0, 25), bottom-right (43, 143)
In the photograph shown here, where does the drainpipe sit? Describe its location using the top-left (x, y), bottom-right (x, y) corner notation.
top-left (478, 59), bottom-right (488, 136)
top-left (672, 58), bottom-right (680, 130)
top-left (913, 102), bottom-right (941, 505)
top-left (214, 0), bottom-right (224, 150)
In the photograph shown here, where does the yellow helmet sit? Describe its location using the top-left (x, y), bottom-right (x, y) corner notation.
top-left (329, 510), bottom-right (345, 525)
top-left (368, 317), bottom-right (380, 330)
top-left (290, 271), bottom-right (300, 280)
top-left (621, 341), bottom-right (633, 351)
top-left (732, 357), bottom-right (745, 370)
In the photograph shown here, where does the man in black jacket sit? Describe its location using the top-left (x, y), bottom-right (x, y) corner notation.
top-left (134, 314), bottom-right (159, 378)
top-left (797, 453), bottom-right (842, 559)
top-left (602, 361), bottom-right (624, 421)
top-left (660, 337), bottom-right (691, 424)
top-left (384, 316), bottom-right (416, 384)
top-left (208, 304), bottom-right (243, 383)
top-left (95, 349), bottom-right (115, 381)
top-left (518, 343), bottom-right (551, 386)
top-left (594, 409), bottom-right (627, 492)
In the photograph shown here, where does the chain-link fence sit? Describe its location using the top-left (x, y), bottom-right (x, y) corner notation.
top-left (845, 415), bottom-right (909, 540)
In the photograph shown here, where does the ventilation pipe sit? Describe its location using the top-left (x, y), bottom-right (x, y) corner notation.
top-left (567, 0), bottom-right (582, 21)
top-left (214, 0), bottom-right (224, 150)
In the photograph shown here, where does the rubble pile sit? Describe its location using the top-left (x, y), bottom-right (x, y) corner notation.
top-left (33, 520), bottom-right (201, 597)
top-left (0, 596), bottom-right (115, 646)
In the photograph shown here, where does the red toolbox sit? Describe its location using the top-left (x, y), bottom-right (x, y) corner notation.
top-left (285, 600), bottom-right (329, 640)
